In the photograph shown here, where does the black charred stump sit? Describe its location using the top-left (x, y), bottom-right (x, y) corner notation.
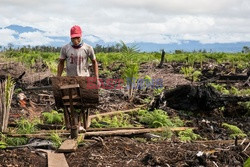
top-left (150, 84), bottom-right (250, 112)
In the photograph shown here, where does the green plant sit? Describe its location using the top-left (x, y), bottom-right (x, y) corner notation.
top-left (138, 109), bottom-right (174, 128)
top-left (244, 157), bottom-right (250, 167)
top-left (210, 83), bottom-right (230, 94)
top-left (178, 129), bottom-right (201, 142)
top-left (0, 75), bottom-right (15, 132)
top-left (192, 70), bottom-right (202, 82)
top-left (153, 87), bottom-right (164, 96)
top-left (14, 88), bottom-right (23, 94)
top-left (5, 137), bottom-right (28, 146)
top-left (122, 63), bottom-right (139, 98)
top-left (91, 114), bottom-right (132, 128)
top-left (133, 137), bottom-right (147, 143)
top-left (172, 117), bottom-right (184, 127)
top-left (16, 118), bottom-right (38, 134)
top-left (0, 133), bottom-right (28, 147)
top-left (42, 110), bottom-right (64, 124)
top-left (144, 75), bottom-right (152, 89)
top-left (222, 123), bottom-right (247, 139)
top-left (180, 67), bottom-right (201, 82)
top-left (49, 133), bottom-right (62, 148)
top-left (77, 134), bottom-right (85, 145)
top-left (143, 97), bottom-right (152, 104)
top-left (180, 66), bottom-right (194, 78)
top-left (0, 141), bottom-right (6, 149)
top-left (239, 102), bottom-right (250, 115)
top-left (153, 127), bottom-right (173, 140)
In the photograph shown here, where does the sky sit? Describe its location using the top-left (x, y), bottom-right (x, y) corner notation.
top-left (0, 0), bottom-right (250, 46)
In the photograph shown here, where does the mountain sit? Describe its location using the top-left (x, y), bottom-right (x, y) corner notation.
top-left (136, 41), bottom-right (250, 53)
top-left (1, 24), bottom-right (250, 52)
top-left (5, 24), bottom-right (43, 33)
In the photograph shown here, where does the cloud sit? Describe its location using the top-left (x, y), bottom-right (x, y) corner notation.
top-left (0, 28), bottom-right (17, 46)
top-left (16, 31), bottom-right (55, 46)
top-left (0, 0), bottom-right (250, 45)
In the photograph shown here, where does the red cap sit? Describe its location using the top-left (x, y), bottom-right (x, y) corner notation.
top-left (70, 25), bottom-right (82, 38)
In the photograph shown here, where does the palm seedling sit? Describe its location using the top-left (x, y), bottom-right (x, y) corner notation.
top-left (0, 76), bottom-right (15, 132)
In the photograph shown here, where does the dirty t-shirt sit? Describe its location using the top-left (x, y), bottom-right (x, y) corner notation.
top-left (60, 43), bottom-right (96, 76)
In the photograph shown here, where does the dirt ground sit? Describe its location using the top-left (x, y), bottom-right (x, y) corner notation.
top-left (0, 59), bottom-right (249, 166)
top-left (66, 137), bottom-right (249, 167)
top-left (0, 137), bottom-right (249, 167)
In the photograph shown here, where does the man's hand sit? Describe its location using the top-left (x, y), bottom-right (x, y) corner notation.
top-left (57, 59), bottom-right (65, 76)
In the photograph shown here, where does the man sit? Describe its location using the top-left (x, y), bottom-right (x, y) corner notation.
top-left (57, 25), bottom-right (99, 132)
top-left (57, 25), bottom-right (99, 82)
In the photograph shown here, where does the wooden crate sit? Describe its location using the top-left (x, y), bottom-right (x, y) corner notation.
top-left (51, 76), bottom-right (99, 109)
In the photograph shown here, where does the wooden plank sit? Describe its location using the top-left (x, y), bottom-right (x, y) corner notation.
top-left (62, 95), bottom-right (80, 100)
top-left (63, 102), bottom-right (82, 106)
top-left (47, 151), bottom-right (69, 167)
top-left (57, 139), bottom-right (78, 153)
top-left (25, 86), bottom-right (53, 90)
top-left (60, 84), bottom-right (79, 90)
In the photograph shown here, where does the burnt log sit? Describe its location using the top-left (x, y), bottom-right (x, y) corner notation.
top-left (150, 84), bottom-right (250, 112)
top-left (158, 50), bottom-right (165, 68)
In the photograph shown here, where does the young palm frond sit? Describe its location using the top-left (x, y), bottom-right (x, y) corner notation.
top-left (0, 76), bottom-right (15, 132)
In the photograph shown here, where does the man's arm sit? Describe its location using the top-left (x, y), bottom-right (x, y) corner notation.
top-left (57, 59), bottom-right (65, 76)
top-left (91, 59), bottom-right (99, 79)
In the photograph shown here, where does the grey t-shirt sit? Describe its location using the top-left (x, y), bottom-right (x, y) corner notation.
top-left (60, 43), bottom-right (96, 76)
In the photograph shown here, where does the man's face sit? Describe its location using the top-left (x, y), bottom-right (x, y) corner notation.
top-left (71, 37), bottom-right (81, 46)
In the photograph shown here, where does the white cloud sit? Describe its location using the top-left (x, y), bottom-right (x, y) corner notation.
top-left (0, 29), bottom-right (17, 46)
top-left (16, 31), bottom-right (54, 46)
top-left (0, 0), bottom-right (250, 45)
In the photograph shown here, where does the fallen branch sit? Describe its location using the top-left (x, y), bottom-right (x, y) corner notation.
top-left (87, 127), bottom-right (145, 132)
top-left (4, 127), bottom-right (195, 138)
top-left (89, 105), bottom-right (146, 119)
top-left (84, 127), bottom-right (196, 137)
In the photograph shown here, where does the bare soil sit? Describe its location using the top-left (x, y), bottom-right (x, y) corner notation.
top-left (0, 59), bottom-right (249, 166)
top-left (65, 137), bottom-right (249, 167)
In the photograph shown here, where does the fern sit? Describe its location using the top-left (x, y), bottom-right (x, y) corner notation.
top-left (91, 114), bottom-right (132, 128)
top-left (16, 118), bottom-right (38, 134)
top-left (50, 133), bottom-right (62, 148)
top-left (178, 129), bottom-right (201, 142)
top-left (42, 110), bottom-right (63, 124)
top-left (138, 109), bottom-right (174, 128)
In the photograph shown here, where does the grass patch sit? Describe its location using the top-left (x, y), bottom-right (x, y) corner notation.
top-left (222, 123), bottom-right (247, 139)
